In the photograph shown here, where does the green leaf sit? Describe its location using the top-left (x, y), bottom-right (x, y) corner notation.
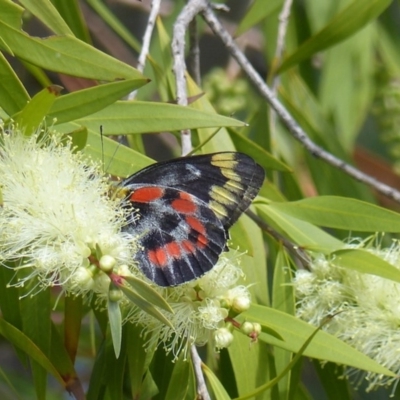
top-left (87, 132), bottom-right (153, 177)
top-left (228, 128), bottom-right (291, 172)
top-left (118, 282), bottom-right (174, 329)
top-left (0, 318), bottom-right (63, 384)
top-left (14, 85), bottom-right (61, 135)
top-left (50, 0), bottom-right (91, 42)
top-left (279, 0), bottom-right (391, 72)
top-left (18, 0), bottom-right (73, 35)
top-left (256, 203), bottom-right (344, 253)
top-left (331, 248), bottom-right (400, 284)
top-left (122, 275), bottom-right (173, 314)
top-left (0, 51), bottom-right (29, 115)
top-left (0, 0), bottom-right (145, 81)
top-left (272, 248), bottom-right (295, 400)
top-left (268, 196), bottom-right (400, 232)
top-left (107, 296), bottom-right (122, 358)
top-left (243, 305), bottom-right (394, 377)
top-left (126, 323), bottom-right (151, 398)
top-left (62, 127), bottom-right (88, 152)
top-left (165, 355), bottom-right (194, 400)
top-left (49, 323), bottom-right (80, 393)
top-left (228, 332), bottom-right (272, 398)
top-left (236, 0), bottom-right (282, 37)
top-left (202, 363), bottom-right (231, 400)
top-left (19, 283), bottom-right (51, 399)
top-left (186, 76), bottom-right (236, 153)
top-left (230, 214), bottom-right (269, 306)
top-left (86, 0), bottom-right (141, 52)
top-left (74, 101), bottom-right (246, 135)
top-left (63, 296), bottom-right (83, 364)
top-left (49, 79), bottom-right (149, 125)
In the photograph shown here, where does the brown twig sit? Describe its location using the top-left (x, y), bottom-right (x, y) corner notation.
top-left (201, 3), bottom-right (400, 204)
top-left (172, 0), bottom-right (208, 156)
top-left (128, 0), bottom-right (161, 100)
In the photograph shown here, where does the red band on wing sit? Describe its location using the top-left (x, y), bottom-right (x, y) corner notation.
top-left (185, 216), bottom-right (206, 235)
top-left (148, 247), bottom-right (168, 267)
top-left (181, 240), bottom-right (195, 254)
top-left (131, 187), bottom-right (164, 203)
top-left (171, 192), bottom-right (197, 214)
top-left (196, 234), bottom-right (208, 249)
top-left (165, 241), bottom-right (181, 259)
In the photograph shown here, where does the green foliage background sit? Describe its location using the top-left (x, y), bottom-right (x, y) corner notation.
top-left (1, 0), bottom-right (400, 399)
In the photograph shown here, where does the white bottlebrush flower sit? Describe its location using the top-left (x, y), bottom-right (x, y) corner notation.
top-left (0, 128), bottom-right (138, 299)
top-left (0, 128), bottom-right (258, 360)
top-left (128, 251), bottom-right (254, 360)
top-left (293, 239), bottom-right (400, 390)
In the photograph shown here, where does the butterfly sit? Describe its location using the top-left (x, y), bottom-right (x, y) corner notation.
top-left (119, 152), bottom-right (264, 286)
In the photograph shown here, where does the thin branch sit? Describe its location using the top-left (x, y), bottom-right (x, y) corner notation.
top-left (201, 4), bottom-right (400, 204)
top-left (269, 0), bottom-right (293, 158)
top-left (246, 209), bottom-right (310, 269)
top-left (188, 17), bottom-right (201, 85)
top-left (190, 345), bottom-right (211, 400)
top-left (172, 0), bottom-right (207, 156)
top-left (271, 0), bottom-right (293, 92)
top-left (128, 0), bottom-right (161, 100)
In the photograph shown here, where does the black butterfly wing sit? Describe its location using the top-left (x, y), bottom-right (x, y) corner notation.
top-left (122, 152), bottom-right (265, 232)
top-left (121, 185), bottom-right (226, 286)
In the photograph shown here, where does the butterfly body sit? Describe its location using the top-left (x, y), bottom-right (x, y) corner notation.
top-left (120, 152), bottom-right (264, 286)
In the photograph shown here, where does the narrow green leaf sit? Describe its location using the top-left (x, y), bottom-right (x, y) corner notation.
top-left (229, 128), bottom-right (291, 172)
top-left (49, 324), bottom-right (81, 395)
top-left (118, 283), bottom-right (174, 329)
top-left (256, 203), bottom-right (344, 253)
top-left (272, 247), bottom-right (294, 399)
top-left (108, 298), bottom-right (122, 358)
top-left (0, 318), bottom-right (63, 384)
top-left (243, 305), bottom-right (394, 377)
top-left (228, 332), bottom-right (273, 397)
top-left (64, 296), bottom-right (83, 364)
top-left (0, 51), bottom-right (29, 115)
top-left (230, 214), bottom-right (270, 306)
top-left (186, 76), bottom-right (236, 153)
top-left (122, 275), bottom-right (173, 314)
top-left (14, 85), bottom-right (61, 135)
top-left (236, 0), bottom-right (282, 36)
top-left (126, 323), bottom-right (150, 398)
top-left (74, 101), bottom-right (246, 135)
top-left (19, 283), bottom-right (51, 399)
top-left (237, 323), bottom-right (323, 400)
top-left (51, 0), bottom-right (92, 42)
top-left (0, 0), bottom-right (145, 81)
top-left (165, 355), bottom-right (194, 400)
top-left (62, 127), bottom-right (88, 152)
top-left (202, 363), bottom-right (231, 400)
top-left (279, 0), bottom-right (391, 72)
top-left (102, 326), bottom-right (127, 399)
top-left (18, 0), bottom-right (73, 35)
top-left (49, 79), bottom-right (150, 125)
top-left (331, 248), bottom-right (400, 284)
top-left (86, 0), bottom-right (141, 52)
top-left (269, 196), bottom-right (400, 232)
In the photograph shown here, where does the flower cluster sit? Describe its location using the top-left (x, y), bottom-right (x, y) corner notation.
top-left (128, 250), bottom-right (256, 359)
top-left (0, 128), bottom-right (257, 358)
top-left (0, 129), bottom-right (137, 298)
top-left (293, 240), bottom-right (400, 390)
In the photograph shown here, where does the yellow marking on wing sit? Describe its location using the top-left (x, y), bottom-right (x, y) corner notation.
top-left (223, 180), bottom-right (243, 193)
top-left (209, 200), bottom-right (229, 218)
top-left (210, 185), bottom-right (236, 205)
top-left (211, 153), bottom-right (237, 162)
